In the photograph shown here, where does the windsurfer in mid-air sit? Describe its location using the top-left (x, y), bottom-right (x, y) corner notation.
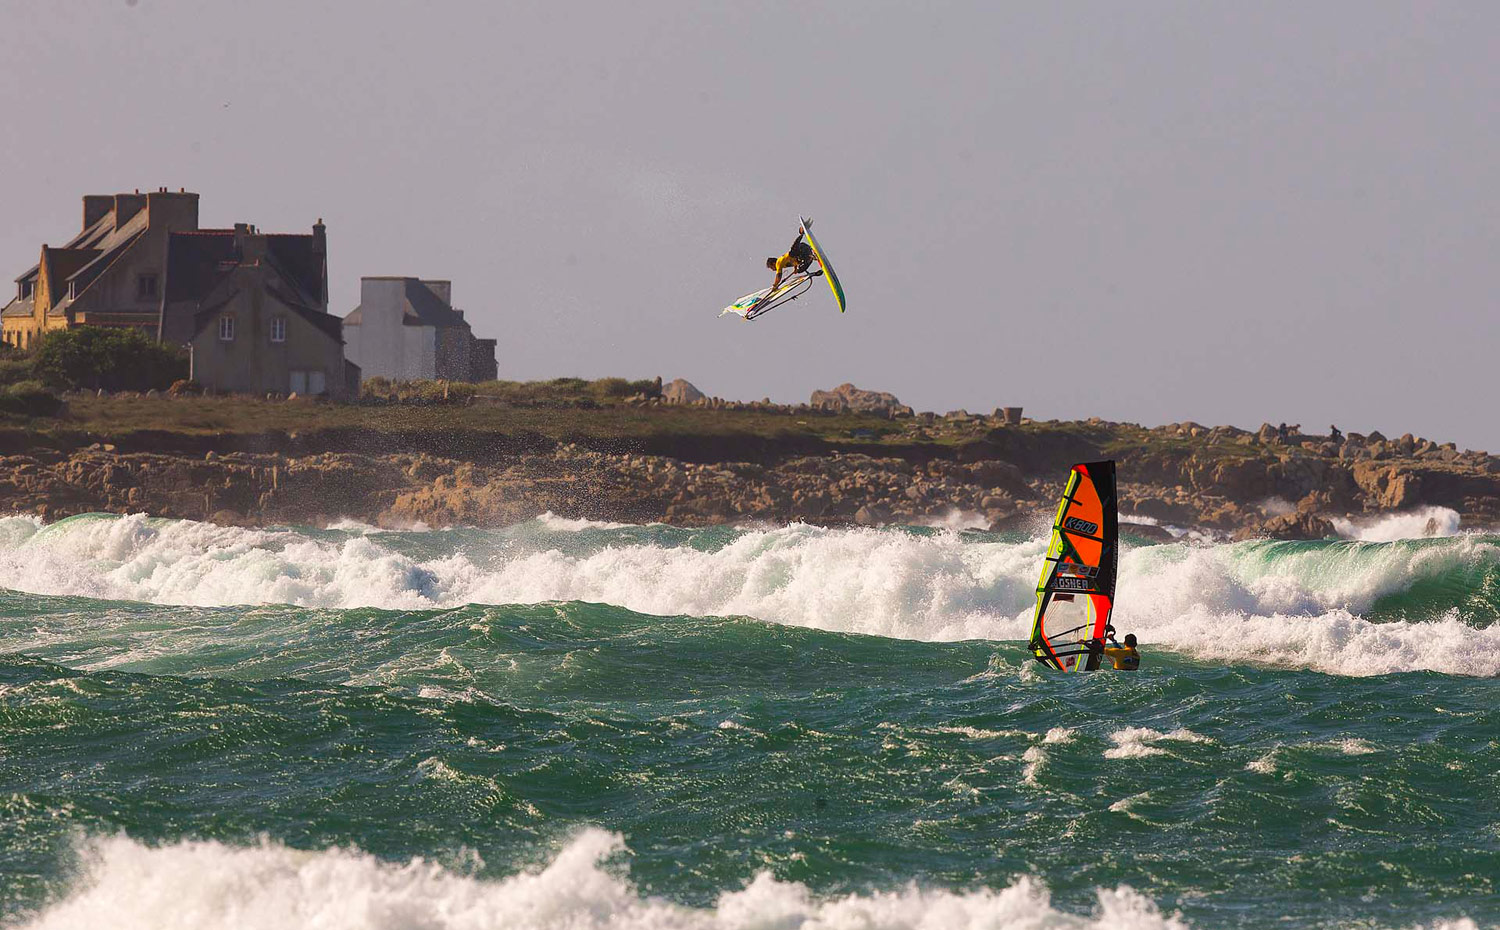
top-left (766, 221), bottom-right (818, 291)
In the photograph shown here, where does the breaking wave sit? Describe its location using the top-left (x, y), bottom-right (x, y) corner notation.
top-left (0, 513), bottom-right (1497, 676)
top-left (0, 829), bottom-right (1202, 930)
top-left (11, 827), bottom-right (1483, 930)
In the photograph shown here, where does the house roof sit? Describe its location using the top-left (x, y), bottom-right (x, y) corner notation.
top-left (43, 248), bottom-right (103, 293)
top-left (164, 231), bottom-right (238, 302)
top-left (188, 266), bottom-right (344, 344)
top-left (1, 297), bottom-right (35, 319)
top-left (344, 278), bottom-right (469, 330)
top-left (165, 229), bottom-right (324, 309)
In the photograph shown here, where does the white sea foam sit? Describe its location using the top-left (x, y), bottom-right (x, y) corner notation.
top-left (1331, 506), bottom-right (1463, 542)
top-left (532, 512), bottom-right (633, 531)
top-left (917, 508), bottom-right (990, 531)
top-left (13, 829), bottom-right (1194, 930)
top-left (1, 514), bottom-right (1497, 677)
top-left (1103, 728), bottom-right (1212, 760)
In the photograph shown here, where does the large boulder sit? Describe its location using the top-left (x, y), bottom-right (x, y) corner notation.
top-left (810, 383), bottom-right (904, 415)
top-left (1234, 510), bottom-right (1336, 541)
top-left (1351, 463), bottom-right (1422, 509)
top-left (662, 378), bottom-right (705, 405)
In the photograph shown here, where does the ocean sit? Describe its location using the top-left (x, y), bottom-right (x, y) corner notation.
top-left (0, 512), bottom-right (1496, 929)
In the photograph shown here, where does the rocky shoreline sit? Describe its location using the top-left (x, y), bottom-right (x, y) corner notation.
top-left (2, 417), bottom-right (1497, 538)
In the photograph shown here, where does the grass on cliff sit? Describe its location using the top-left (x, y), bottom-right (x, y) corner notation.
top-left (13, 391), bottom-right (915, 447)
top-left (0, 375), bottom-right (1265, 465)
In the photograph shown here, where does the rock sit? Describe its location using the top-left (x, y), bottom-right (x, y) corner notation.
top-left (1351, 463), bottom-right (1421, 509)
top-left (853, 504), bottom-right (890, 525)
top-left (1120, 521), bottom-right (1176, 544)
top-left (662, 379), bottom-right (705, 405)
top-left (1235, 510), bottom-right (1336, 541)
top-left (1126, 496), bottom-right (1194, 524)
top-left (809, 383), bottom-right (905, 415)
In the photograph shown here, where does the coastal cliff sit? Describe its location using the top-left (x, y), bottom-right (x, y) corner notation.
top-left (1, 392), bottom-right (1496, 536)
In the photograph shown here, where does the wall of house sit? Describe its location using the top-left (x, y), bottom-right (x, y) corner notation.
top-left (471, 338), bottom-right (498, 382)
top-left (433, 324), bottom-right (473, 381)
top-left (342, 278), bottom-right (438, 380)
top-left (190, 269), bottom-right (349, 398)
top-left (71, 191), bottom-right (199, 329)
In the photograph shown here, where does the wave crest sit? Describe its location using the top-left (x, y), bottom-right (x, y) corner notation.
top-left (14, 829), bottom-right (1192, 930)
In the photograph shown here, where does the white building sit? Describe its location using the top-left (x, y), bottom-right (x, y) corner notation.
top-left (342, 277), bottom-right (497, 382)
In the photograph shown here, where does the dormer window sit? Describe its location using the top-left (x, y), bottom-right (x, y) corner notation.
top-left (137, 273), bottom-right (158, 300)
top-left (18, 281), bottom-right (32, 300)
top-left (218, 314), bottom-right (235, 341)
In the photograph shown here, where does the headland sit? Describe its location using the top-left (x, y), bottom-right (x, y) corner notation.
top-left (1, 380), bottom-right (1495, 538)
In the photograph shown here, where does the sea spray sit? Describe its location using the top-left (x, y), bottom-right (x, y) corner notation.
top-left (1, 514), bottom-right (1498, 675)
top-left (10, 830), bottom-right (1197, 930)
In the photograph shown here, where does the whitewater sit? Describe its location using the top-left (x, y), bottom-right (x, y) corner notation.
top-left (0, 511), bottom-right (1497, 676)
top-left (1, 512), bottom-right (1497, 929)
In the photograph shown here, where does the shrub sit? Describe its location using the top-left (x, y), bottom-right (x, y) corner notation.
top-left (0, 356), bottom-right (32, 387)
top-left (32, 327), bottom-right (188, 392)
top-left (593, 377), bottom-right (633, 398)
top-left (0, 380), bottom-right (62, 417)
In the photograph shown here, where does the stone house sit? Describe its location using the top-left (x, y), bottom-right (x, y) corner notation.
top-left (177, 223), bottom-right (359, 398)
top-left (342, 277), bottom-right (497, 382)
top-left (2, 189), bottom-right (201, 348)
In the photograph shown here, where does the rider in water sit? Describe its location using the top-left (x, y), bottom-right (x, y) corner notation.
top-left (1085, 630), bottom-right (1141, 670)
top-left (1102, 632), bottom-right (1140, 670)
top-left (766, 223), bottom-right (817, 291)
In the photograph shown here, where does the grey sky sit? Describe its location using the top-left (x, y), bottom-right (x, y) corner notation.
top-left (4, 2), bottom-right (1498, 450)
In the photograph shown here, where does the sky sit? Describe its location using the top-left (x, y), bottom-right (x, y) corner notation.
top-left (3, 1), bottom-right (1498, 450)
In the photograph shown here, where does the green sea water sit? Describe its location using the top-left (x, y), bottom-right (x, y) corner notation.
top-left (0, 513), bottom-right (1496, 929)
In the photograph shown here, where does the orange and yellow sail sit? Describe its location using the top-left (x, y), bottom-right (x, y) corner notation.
top-left (1028, 461), bottom-right (1118, 672)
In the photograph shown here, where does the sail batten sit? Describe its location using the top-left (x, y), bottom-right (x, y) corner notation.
top-left (1028, 461), bottom-right (1119, 672)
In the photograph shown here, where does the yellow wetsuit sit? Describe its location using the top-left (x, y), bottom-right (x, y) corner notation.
top-left (1102, 646), bottom-right (1140, 670)
top-left (774, 238), bottom-right (815, 276)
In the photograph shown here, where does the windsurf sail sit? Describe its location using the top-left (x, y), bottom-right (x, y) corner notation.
top-left (720, 272), bottom-right (813, 320)
top-left (1028, 460), bottom-right (1118, 672)
top-left (799, 215), bottom-right (845, 313)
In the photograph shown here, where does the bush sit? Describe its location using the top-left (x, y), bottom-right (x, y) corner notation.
top-left (0, 380), bottom-right (62, 417)
top-left (0, 356), bottom-right (32, 387)
top-left (32, 327), bottom-right (188, 392)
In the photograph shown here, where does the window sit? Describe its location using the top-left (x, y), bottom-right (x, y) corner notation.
top-left (218, 314), bottom-right (235, 341)
top-left (18, 281), bottom-right (32, 300)
top-left (269, 316), bottom-right (286, 343)
top-left (289, 370), bottom-right (328, 396)
top-left (136, 274), bottom-right (158, 300)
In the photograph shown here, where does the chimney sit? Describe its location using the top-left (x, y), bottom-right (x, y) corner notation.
top-left (311, 219), bottom-right (328, 308)
top-left (421, 280), bottom-right (452, 306)
top-left (82, 195), bottom-right (113, 230)
top-left (233, 222), bottom-right (267, 261)
top-left (145, 189), bottom-right (200, 232)
top-left (114, 192), bottom-right (146, 226)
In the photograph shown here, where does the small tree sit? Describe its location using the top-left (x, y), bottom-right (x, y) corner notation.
top-left (32, 327), bottom-right (188, 392)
